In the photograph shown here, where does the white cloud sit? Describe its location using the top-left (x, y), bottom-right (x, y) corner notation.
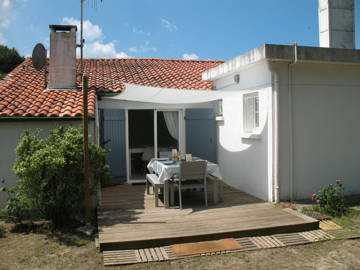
top-left (61, 17), bottom-right (129, 58)
top-left (62, 17), bottom-right (102, 42)
top-left (183, 53), bottom-right (199, 60)
top-left (0, 0), bottom-right (11, 29)
top-left (132, 27), bottom-right (151, 36)
top-left (85, 41), bottom-right (130, 58)
top-left (0, 0), bottom-right (13, 44)
top-left (0, 0), bottom-right (28, 44)
top-left (161, 18), bottom-right (178, 32)
top-left (128, 40), bottom-right (156, 54)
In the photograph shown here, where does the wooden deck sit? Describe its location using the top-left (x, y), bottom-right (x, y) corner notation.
top-left (97, 184), bottom-right (319, 251)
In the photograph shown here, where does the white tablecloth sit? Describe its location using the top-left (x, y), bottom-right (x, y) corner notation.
top-left (147, 158), bottom-right (222, 184)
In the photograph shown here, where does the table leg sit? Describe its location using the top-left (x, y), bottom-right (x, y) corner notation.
top-left (219, 180), bottom-right (223, 202)
top-left (213, 178), bottom-right (219, 204)
top-left (170, 182), bottom-right (175, 206)
top-left (164, 180), bottom-right (169, 208)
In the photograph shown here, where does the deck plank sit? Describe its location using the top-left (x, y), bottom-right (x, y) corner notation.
top-left (98, 183), bottom-right (318, 250)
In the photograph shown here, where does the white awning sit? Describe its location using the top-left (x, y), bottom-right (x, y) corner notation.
top-left (106, 83), bottom-right (240, 104)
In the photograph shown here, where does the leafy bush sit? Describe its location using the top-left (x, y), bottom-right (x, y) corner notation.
top-left (311, 180), bottom-right (348, 217)
top-left (1, 179), bottom-right (31, 223)
top-left (10, 126), bottom-right (110, 227)
top-left (5, 193), bottom-right (35, 223)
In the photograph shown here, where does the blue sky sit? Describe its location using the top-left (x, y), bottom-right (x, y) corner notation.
top-left (1, 0), bottom-right (359, 60)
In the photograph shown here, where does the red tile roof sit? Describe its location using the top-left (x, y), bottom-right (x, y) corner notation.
top-left (0, 58), bottom-right (223, 118)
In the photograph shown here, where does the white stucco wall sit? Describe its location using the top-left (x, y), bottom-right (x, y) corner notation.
top-left (0, 119), bottom-right (96, 207)
top-left (214, 60), bottom-right (272, 201)
top-left (278, 62), bottom-right (360, 199)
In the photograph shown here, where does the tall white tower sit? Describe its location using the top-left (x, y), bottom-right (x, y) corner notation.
top-left (319, 0), bottom-right (355, 49)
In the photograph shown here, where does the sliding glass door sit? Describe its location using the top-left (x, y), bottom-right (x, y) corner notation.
top-left (126, 109), bottom-right (184, 183)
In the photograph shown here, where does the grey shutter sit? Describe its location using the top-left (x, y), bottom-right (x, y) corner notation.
top-left (185, 108), bottom-right (217, 162)
top-left (102, 109), bottom-right (127, 185)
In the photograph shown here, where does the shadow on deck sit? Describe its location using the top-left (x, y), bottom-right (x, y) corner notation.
top-left (97, 183), bottom-right (319, 251)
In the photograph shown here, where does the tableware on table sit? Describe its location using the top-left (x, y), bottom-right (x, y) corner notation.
top-left (185, 154), bottom-right (192, 162)
top-left (162, 160), bottom-right (175, 165)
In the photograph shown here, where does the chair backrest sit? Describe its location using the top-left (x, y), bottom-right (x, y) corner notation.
top-left (179, 160), bottom-right (207, 181)
top-left (159, 151), bottom-right (172, 158)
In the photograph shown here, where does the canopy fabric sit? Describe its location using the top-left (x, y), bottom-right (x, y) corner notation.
top-left (106, 83), bottom-right (240, 104)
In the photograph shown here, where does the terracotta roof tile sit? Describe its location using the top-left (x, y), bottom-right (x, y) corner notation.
top-left (0, 58), bottom-right (223, 118)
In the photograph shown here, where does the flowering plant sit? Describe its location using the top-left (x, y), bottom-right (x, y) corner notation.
top-left (311, 179), bottom-right (347, 217)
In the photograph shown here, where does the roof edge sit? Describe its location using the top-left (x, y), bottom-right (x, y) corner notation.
top-left (0, 116), bottom-right (95, 121)
top-left (202, 44), bottom-right (360, 81)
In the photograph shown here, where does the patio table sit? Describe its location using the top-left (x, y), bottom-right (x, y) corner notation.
top-left (147, 158), bottom-right (223, 208)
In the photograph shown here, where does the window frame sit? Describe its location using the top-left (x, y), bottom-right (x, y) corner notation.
top-left (242, 92), bottom-right (261, 139)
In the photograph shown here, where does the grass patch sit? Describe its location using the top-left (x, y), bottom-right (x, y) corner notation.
top-left (332, 209), bottom-right (360, 229)
top-left (301, 204), bottom-right (360, 229)
top-left (298, 199), bottom-right (360, 239)
top-left (300, 197), bottom-right (360, 223)
top-left (0, 220), bottom-right (101, 270)
top-left (0, 73), bottom-right (6, 80)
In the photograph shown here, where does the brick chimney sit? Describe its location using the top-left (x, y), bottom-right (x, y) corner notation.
top-left (319, 0), bottom-right (355, 49)
top-left (48, 25), bottom-right (77, 89)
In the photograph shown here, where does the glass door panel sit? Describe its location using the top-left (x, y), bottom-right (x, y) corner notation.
top-left (128, 109), bottom-right (154, 181)
top-left (156, 111), bottom-right (179, 158)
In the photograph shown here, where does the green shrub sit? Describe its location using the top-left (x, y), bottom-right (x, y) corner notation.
top-left (11, 126), bottom-right (110, 227)
top-left (5, 193), bottom-right (35, 223)
top-left (312, 180), bottom-right (348, 217)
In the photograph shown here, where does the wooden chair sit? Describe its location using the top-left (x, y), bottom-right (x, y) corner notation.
top-left (146, 174), bottom-right (163, 207)
top-left (176, 160), bottom-right (208, 209)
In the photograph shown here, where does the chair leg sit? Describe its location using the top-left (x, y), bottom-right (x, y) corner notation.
top-left (154, 185), bottom-right (159, 207)
top-left (178, 182), bottom-right (182, 209)
top-left (146, 179), bottom-right (150, 195)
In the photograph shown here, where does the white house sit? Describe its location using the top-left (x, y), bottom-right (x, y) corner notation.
top-left (1, 0), bottom-right (359, 206)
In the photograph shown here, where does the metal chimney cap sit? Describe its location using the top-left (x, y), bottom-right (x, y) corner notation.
top-left (49, 24), bottom-right (77, 32)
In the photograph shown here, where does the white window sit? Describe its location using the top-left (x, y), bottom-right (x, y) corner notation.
top-left (243, 92), bottom-right (259, 134)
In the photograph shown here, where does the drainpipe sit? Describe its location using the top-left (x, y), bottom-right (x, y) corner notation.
top-left (268, 61), bottom-right (280, 203)
top-left (288, 43), bottom-right (298, 201)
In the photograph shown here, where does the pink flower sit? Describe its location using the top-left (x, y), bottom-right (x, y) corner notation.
top-left (311, 194), bottom-right (317, 200)
top-left (336, 179), bottom-right (342, 184)
top-left (316, 199), bottom-right (321, 204)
